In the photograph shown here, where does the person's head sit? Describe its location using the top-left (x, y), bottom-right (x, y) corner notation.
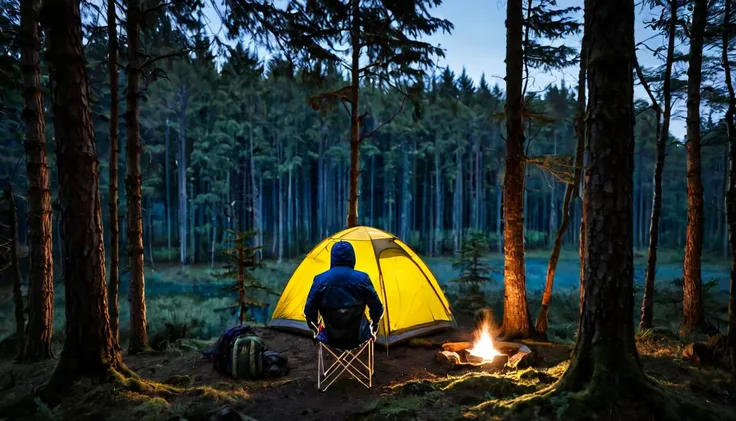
top-left (330, 241), bottom-right (356, 269)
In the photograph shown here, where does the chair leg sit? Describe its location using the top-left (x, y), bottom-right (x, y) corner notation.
top-left (317, 340), bottom-right (374, 392)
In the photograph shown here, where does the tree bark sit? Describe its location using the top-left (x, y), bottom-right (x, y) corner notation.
top-left (722, 0), bottom-right (736, 373)
top-left (106, 0), bottom-right (120, 350)
top-left (40, 0), bottom-right (126, 390)
top-left (21, 0), bottom-right (54, 361)
top-left (577, 20), bottom-right (588, 311)
top-left (682, 0), bottom-right (707, 336)
top-left (125, 0), bottom-right (147, 353)
top-left (4, 184), bottom-right (25, 361)
top-left (557, 0), bottom-right (653, 403)
top-left (639, 0), bottom-right (677, 331)
top-left (347, 0), bottom-right (360, 228)
top-left (536, 112), bottom-right (585, 335)
top-left (501, 0), bottom-right (532, 339)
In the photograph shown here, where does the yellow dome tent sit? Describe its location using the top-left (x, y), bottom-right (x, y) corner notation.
top-left (268, 226), bottom-right (455, 346)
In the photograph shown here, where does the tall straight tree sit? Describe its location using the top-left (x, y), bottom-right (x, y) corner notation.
top-left (576, 24), bottom-right (588, 311)
top-left (502, 0), bottom-right (533, 339)
top-left (125, 0), bottom-right (148, 353)
top-left (293, 0), bottom-right (452, 228)
top-left (40, 0), bottom-right (126, 390)
top-left (682, 0), bottom-right (707, 336)
top-left (21, 0), bottom-right (54, 361)
top-left (639, 0), bottom-right (678, 330)
top-left (723, 0), bottom-right (736, 373)
top-left (554, 0), bottom-right (657, 408)
top-left (107, 0), bottom-right (120, 346)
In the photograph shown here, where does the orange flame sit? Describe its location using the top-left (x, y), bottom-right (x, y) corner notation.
top-left (467, 322), bottom-right (501, 361)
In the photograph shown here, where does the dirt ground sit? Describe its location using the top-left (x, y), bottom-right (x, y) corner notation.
top-left (1, 317), bottom-right (735, 421)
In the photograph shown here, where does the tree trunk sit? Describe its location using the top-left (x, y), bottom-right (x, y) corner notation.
top-left (722, 0), bottom-right (736, 373)
top-left (4, 185), bottom-right (25, 361)
top-left (501, 0), bottom-right (532, 339)
top-left (434, 145), bottom-right (442, 255)
top-left (577, 26), bottom-right (589, 310)
top-left (496, 169), bottom-right (503, 254)
top-left (21, 0), bottom-right (54, 361)
top-left (107, 0), bottom-right (121, 349)
top-left (347, 0), bottom-right (360, 228)
top-left (370, 153), bottom-right (375, 227)
top-left (40, 0), bottom-right (125, 389)
top-left (454, 148), bottom-right (462, 251)
top-left (536, 110), bottom-right (586, 335)
top-left (165, 118), bottom-right (171, 257)
top-left (178, 86), bottom-right (189, 264)
top-left (639, 0), bottom-right (677, 331)
top-left (682, 0), bottom-right (707, 336)
top-left (125, 0), bottom-right (147, 354)
top-left (556, 0), bottom-right (653, 403)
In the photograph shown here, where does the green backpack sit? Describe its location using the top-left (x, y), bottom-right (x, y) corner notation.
top-left (231, 335), bottom-right (265, 379)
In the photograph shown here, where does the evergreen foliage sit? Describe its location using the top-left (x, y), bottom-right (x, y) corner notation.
top-left (215, 230), bottom-right (272, 325)
top-left (450, 232), bottom-right (497, 294)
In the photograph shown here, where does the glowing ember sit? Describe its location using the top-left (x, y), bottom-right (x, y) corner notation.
top-left (467, 323), bottom-right (502, 361)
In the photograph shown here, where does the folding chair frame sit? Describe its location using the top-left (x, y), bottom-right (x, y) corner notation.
top-left (317, 337), bottom-right (375, 392)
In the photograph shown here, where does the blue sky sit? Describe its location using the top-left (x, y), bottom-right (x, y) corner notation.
top-left (204, 0), bottom-right (685, 139)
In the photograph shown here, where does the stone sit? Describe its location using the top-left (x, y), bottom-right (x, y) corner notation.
top-left (481, 354), bottom-right (509, 370)
top-left (436, 350), bottom-right (460, 368)
top-left (442, 341), bottom-right (472, 353)
top-left (507, 350), bottom-right (538, 369)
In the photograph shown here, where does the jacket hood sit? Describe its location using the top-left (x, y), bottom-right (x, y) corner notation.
top-left (330, 241), bottom-right (356, 268)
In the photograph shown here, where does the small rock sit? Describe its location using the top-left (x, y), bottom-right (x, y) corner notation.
top-left (435, 350), bottom-right (460, 368)
top-left (165, 375), bottom-right (193, 387)
top-left (507, 350), bottom-right (537, 369)
top-left (441, 342), bottom-right (472, 353)
top-left (483, 354), bottom-right (509, 370)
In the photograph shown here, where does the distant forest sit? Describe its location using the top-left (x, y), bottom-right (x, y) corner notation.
top-left (0, 3), bottom-right (729, 266)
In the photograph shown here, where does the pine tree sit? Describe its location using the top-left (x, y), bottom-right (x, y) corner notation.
top-left (450, 232), bottom-right (496, 295)
top-left (125, 0), bottom-right (148, 354)
top-left (502, 0), bottom-right (533, 340)
top-left (722, 0), bottom-right (736, 373)
top-left (637, 0), bottom-right (678, 331)
top-left (20, 0), bottom-right (54, 361)
top-left (39, 0), bottom-right (130, 393)
top-left (290, 0), bottom-right (452, 229)
top-left (216, 230), bottom-right (272, 325)
top-left (550, 0), bottom-right (671, 412)
top-left (107, 0), bottom-right (121, 348)
top-left (682, 0), bottom-right (708, 336)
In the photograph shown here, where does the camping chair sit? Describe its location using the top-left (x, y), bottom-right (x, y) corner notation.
top-left (312, 306), bottom-right (378, 392)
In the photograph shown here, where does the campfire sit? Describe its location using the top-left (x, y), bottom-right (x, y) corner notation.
top-left (466, 323), bottom-right (502, 362)
top-left (436, 320), bottom-right (537, 370)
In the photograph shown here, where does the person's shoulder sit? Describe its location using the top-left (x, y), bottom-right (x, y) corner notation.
top-left (351, 269), bottom-right (371, 283)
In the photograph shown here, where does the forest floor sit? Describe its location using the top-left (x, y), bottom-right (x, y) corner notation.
top-left (1, 314), bottom-right (735, 421)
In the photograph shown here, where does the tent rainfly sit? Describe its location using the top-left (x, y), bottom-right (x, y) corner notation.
top-left (268, 226), bottom-right (456, 346)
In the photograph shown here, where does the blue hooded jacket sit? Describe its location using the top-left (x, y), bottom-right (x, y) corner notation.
top-left (304, 241), bottom-right (384, 343)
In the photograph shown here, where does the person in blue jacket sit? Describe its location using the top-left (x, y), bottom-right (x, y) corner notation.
top-left (304, 241), bottom-right (384, 345)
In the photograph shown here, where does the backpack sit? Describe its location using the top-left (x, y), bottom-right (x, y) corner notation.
top-left (202, 325), bottom-right (256, 376)
top-left (231, 335), bottom-right (265, 379)
top-left (202, 325), bottom-right (289, 380)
